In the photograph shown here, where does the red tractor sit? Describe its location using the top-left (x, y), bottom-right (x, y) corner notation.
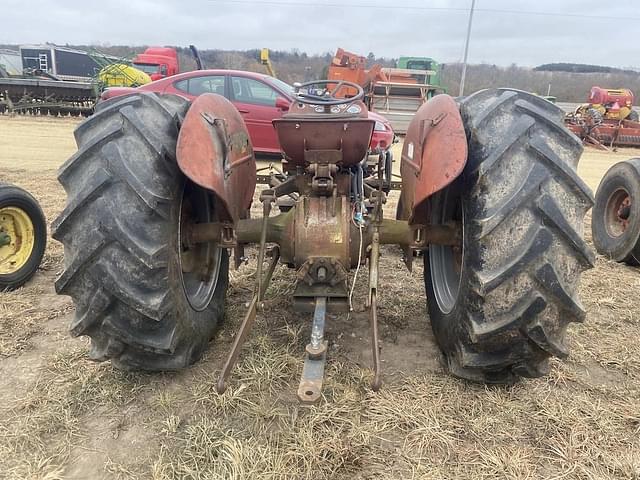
top-left (53, 81), bottom-right (593, 402)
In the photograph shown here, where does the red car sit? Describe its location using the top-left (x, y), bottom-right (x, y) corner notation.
top-left (101, 69), bottom-right (394, 156)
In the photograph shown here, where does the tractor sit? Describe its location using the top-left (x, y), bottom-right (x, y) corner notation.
top-left (53, 82), bottom-right (594, 402)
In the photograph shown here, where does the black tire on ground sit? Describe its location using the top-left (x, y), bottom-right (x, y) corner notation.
top-left (0, 183), bottom-right (47, 291)
top-left (52, 92), bottom-right (229, 370)
top-left (424, 88), bottom-right (595, 383)
top-left (591, 158), bottom-right (640, 265)
top-left (627, 109), bottom-right (639, 122)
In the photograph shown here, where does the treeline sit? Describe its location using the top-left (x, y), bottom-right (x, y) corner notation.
top-left (443, 63), bottom-right (640, 102)
top-left (2, 43), bottom-right (639, 102)
top-left (534, 63), bottom-right (638, 75)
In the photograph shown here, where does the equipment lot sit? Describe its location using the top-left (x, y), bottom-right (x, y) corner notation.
top-left (0, 115), bottom-right (639, 479)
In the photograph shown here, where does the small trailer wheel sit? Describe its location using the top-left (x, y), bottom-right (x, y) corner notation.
top-left (0, 183), bottom-right (47, 291)
top-left (591, 158), bottom-right (640, 265)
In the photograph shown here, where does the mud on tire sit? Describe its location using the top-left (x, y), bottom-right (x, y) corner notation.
top-left (52, 92), bottom-right (229, 370)
top-left (425, 88), bottom-right (594, 383)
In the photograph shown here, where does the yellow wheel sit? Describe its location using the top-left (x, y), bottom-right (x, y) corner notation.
top-left (0, 183), bottom-right (47, 291)
top-left (0, 206), bottom-right (36, 274)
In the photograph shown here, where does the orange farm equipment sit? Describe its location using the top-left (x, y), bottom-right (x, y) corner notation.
top-left (327, 48), bottom-right (444, 134)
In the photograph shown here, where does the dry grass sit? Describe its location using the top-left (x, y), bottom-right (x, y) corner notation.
top-left (0, 116), bottom-right (638, 479)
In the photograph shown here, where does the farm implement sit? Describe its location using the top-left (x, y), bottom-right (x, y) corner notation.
top-left (0, 44), bottom-right (185, 117)
top-left (53, 82), bottom-right (593, 402)
top-left (565, 86), bottom-right (640, 149)
top-left (327, 48), bottom-right (444, 134)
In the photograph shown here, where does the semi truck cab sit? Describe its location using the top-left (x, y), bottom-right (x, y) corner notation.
top-left (132, 47), bottom-right (179, 81)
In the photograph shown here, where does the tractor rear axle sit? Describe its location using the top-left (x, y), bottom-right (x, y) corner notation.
top-left (189, 217), bottom-right (461, 249)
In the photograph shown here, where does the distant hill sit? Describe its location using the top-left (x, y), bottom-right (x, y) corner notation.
top-left (534, 63), bottom-right (639, 75)
top-left (444, 62), bottom-right (640, 103)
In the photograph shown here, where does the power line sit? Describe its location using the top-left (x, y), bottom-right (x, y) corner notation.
top-left (207, 0), bottom-right (640, 21)
top-left (210, 0), bottom-right (466, 12)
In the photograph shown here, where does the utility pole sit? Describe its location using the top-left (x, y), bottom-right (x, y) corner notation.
top-left (459, 0), bottom-right (476, 97)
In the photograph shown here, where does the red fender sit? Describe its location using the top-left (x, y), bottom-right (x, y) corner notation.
top-left (398, 94), bottom-right (468, 224)
top-left (176, 93), bottom-right (256, 222)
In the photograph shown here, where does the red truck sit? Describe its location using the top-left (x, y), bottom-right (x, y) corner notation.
top-left (132, 47), bottom-right (179, 81)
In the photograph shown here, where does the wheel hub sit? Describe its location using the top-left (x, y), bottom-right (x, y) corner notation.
top-left (0, 206), bottom-right (35, 275)
top-left (429, 189), bottom-right (464, 315)
top-left (605, 188), bottom-right (632, 237)
top-left (178, 183), bottom-right (222, 311)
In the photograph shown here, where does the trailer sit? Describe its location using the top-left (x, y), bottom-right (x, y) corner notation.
top-left (19, 45), bottom-right (105, 81)
top-left (0, 49), bottom-right (22, 76)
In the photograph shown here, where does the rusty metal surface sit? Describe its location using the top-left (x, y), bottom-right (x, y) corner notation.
top-left (273, 118), bottom-right (374, 168)
top-left (216, 292), bottom-right (258, 394)
top-left (567, 119), bottom-right (640, 148)
top-left (368, 231), bottom-right (382, 391)
top-left (215, 246), bottom-right (280, 394)
top-left (369, 290), bottom-right (382, 391)
top-left (298, 297), bottom-right (328, 404)
top-left (399, 94), bottom-right (467, 224)
top-left (378, 219), bottom-right (461, 247)
top-left (177, 93), bottom-right (257, 222)
top-left (294, 195), bottom-right (352, 268)
top-left (255, 198), bottom-right (273, 300)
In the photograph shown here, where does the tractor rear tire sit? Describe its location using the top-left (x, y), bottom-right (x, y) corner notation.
top-left (0, 183), bottom-right (47, 291)
top-left (591, 158), bottom-right (640, 265)
top-left (424, 88), bottom-right (594, 383)
top-left (52, 92), bottom-right (229, 370)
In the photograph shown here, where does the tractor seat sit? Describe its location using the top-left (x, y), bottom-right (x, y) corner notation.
top-left (273, 117), bottom-right (374, 168)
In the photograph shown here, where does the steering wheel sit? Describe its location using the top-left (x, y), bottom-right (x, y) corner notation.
top-left (294, 80), bottom-right (364, 106)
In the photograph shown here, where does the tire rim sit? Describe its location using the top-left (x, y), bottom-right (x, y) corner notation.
top-left (0, 206), bottom-right (35, 275)
top-left (429, 188), bottom-right (464, 314)
top-left (178, 182), bottom-right (222, 311)
top-left (604, 187), bottom-right (631, 238)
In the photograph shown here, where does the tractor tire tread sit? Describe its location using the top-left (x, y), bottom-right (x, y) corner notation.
top-left (427, 88), bottom-right (593, 383)
top-left (53, 92), bottom-right (228, 370)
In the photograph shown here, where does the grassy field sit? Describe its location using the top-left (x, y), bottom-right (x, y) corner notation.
top-left (0, 115), bottom-right (639, 479)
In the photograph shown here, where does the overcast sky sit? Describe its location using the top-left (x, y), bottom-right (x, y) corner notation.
top-left (3, 0), bottom-right (639, 68)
